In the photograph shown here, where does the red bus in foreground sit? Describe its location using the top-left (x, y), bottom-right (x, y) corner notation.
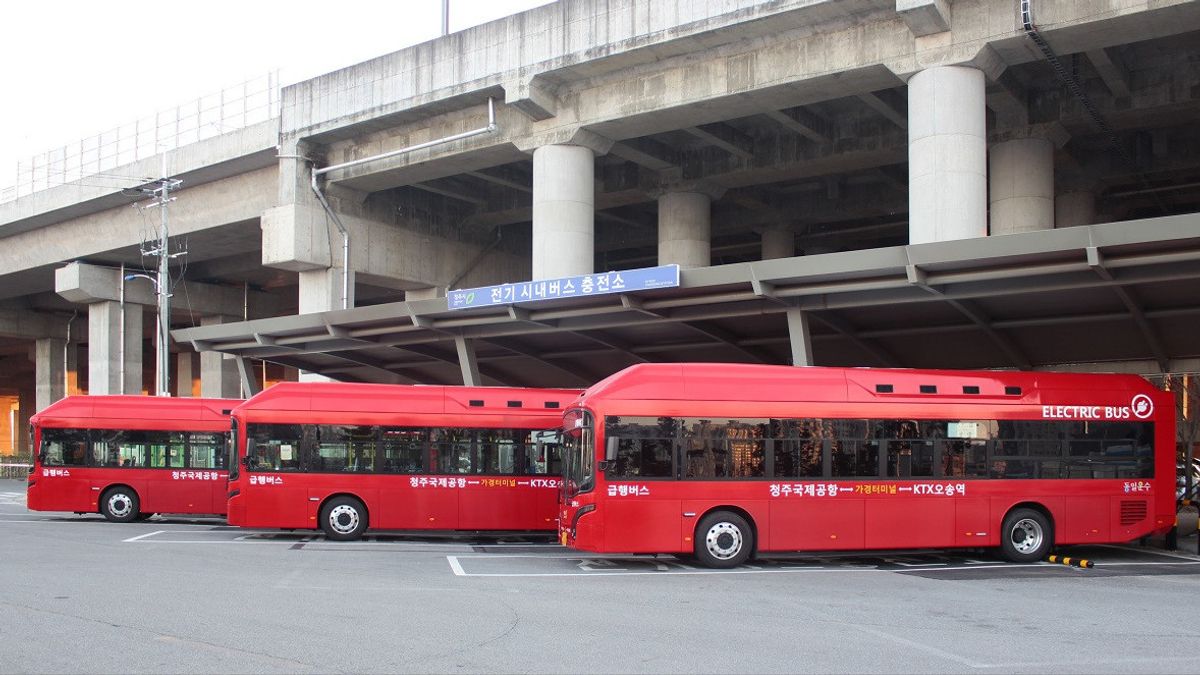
top-left (228, 382), bottom-right (580, 540)
top-left (560, 363), bottom-right (1175, 567)
top-left (27, 396), bottom-right (239, 521)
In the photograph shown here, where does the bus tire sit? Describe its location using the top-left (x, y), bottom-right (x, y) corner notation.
top-left (694, 511), bottom-right (754, 568)
top-left (1000, 508), bottom-right (1053, 563)
top-left (100, 487), bottom-right (140, 523)
top-left (320, 496), bottom-right (368, 541)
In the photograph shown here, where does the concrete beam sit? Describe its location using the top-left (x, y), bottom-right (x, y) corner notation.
top-left (763, 107), bottom-right (831, 143)
top-left (465, 168), bottom-right (532, 194)
top-left (262, 202), bottom-right (528, 290)
top-left (55, 262), bottom-right (274, 318)
top-left (505, 75), bottom-right (558, 121)
top-left (609, 139), bottom-right (681, 171)
top-left (1085, 48), bottom-right (1132, 99)
top-left (857, 90), bottom-right (907, 130)
top-left (684, 124), bottom-right (754, 160)
top-left (896, 0), bottom-right (950, 37)
top-left (0, 309), bottom-right (69, 340)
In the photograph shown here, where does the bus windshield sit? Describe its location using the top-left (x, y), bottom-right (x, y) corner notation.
top-left (562, 409), bottom-right (594, 497)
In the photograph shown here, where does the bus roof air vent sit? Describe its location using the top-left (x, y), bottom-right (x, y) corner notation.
top-left (469, 399), bottom-right (484, 407)
top-left (875, 384), bottom-right (893, 393)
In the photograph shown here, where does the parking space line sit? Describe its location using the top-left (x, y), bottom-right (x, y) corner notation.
top-left (1094, 544), bottom-right (1200, 561)
top-left (443, 555), bottom-right (1043, 577)
top-left (122, 530), bottom-right (167, 543)
top-left (0, 518), bottom-right (104, 524)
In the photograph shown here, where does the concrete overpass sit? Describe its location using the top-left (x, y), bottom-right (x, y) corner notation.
top-left (3, 0), bottom-right (1200, 450)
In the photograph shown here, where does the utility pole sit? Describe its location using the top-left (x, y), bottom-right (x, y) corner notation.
top-left (441, 0), bottom-right (449, 35)
top-left (134, 153), bottom-right (182, 397)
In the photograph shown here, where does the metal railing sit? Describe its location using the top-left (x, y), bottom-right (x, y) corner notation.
top-left (0, 462), bottom-right (32, 480)
top-left (3, 72), bottom-right (280, 203)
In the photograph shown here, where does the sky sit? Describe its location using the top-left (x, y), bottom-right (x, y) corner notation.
top-left (0, 0), bottom-right (555, 190)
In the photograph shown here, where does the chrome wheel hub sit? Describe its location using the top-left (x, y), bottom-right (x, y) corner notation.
top-left (1011, 518), bottom-right (1043, 554)
top-left (329, 504), bottom-right (360, 534)
top-left (705, 522), bottom-right (743, 560)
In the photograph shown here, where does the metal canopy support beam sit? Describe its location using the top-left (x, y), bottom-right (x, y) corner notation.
top-left (681, 320), bottom-right (770, 363)
top-left (480, 336), bottom-right (595, 386)
top-left (322, 350), bottom-right (422, 383)
top-left (235, 357), bottom-right (262, 397)
top-left (786, 308), bottom-right (814, 366)
top-left (575, 329), bottom-right (650, 363)
top-left (907, 264), bottom-right (1033, 370)
top-left (1087, 246), bottom-right (1170, 372)
top-left (811, 312), bottom-right (901, 368)
top-left (454, 335), bottom-right (481, 386)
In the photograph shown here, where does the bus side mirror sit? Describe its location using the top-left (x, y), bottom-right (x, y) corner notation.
top-left (597, 460), bottom-right (610, 473)
top-left (605, 437), bottom-right (619, 461)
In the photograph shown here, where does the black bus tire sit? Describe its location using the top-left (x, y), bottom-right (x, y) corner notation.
top-left (694, 511), bottom-right (754, 568)
top-left (320, 496), bottom-right (368, 541)
top-left (1000, 508), bottom-right (1053, 562)
top-left (100, 487), bottom-right (140, 523)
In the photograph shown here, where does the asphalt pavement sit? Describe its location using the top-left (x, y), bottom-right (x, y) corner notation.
top-left (2, 478), bottom-right (1199, 674)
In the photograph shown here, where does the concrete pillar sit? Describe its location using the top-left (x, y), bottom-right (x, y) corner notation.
top-left (176, 352), bottom-right (196, 397)
top-left (907, 66), bottom-right (987, 244)
top-left (989, 137), bottom-right (1054, 235)
top-left (17, 384), bottom-right (35, 455)
top-left (87, 301), bottom-right (143, 395)
top-left (761, 227), bottom-right (795, 260)
top-left (299, 268), bottom-right (356, 314)
top-left (35, 338), bottom-right (66, 411)
top-left (1055, 190), bottom-right (1097, 229)
top-left (657, 191), bottom-right (712, 268)
top-left (200, 317), bottom-right (242, 398)
top-left (532, 144), bottom-right (595, 279)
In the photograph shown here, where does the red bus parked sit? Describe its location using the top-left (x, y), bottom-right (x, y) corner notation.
top-left (228, 382), bottom-right (580, 540)
top-left (27, 396), bottom-right (239, 521)
top-left (559, 363), bottom-right (1175, 567)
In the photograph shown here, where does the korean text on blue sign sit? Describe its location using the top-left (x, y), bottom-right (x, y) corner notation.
top-left (446, 264), bottom-right (680, 310)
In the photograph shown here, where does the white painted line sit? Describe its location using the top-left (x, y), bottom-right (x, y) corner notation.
top-left (122, 530), bottom-right (167, 543)
top-left (1092, 560), bottom-right (1200, 567)
top-left (1094, 544), bottom-right (1200, 561)
top-left (0, 518), bottom-right (103, 524)
top-left (442, 556), bottom-right (1041, 577)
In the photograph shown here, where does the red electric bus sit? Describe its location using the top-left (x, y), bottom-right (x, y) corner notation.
top-left (27, 396), bottom-right (239, 521)
top-left (559, 363), bottom-right (1176, 567)
top-left (227, 382), bottom-right (580, 540)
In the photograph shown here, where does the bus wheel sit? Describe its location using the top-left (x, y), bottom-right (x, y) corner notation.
top-left (1000, 508), bottom-right (1053, 563)
top-left (100, 488), bottom-right (140, 523)
top-left (320, 497), bottom-right (368, 541)
top-left (695, 511), bottom-right (753, 568)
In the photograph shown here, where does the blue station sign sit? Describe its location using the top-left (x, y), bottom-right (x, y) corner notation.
top-left (447, 264), bottom-right (680, 310)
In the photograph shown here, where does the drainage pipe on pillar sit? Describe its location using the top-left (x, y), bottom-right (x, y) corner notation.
top-left (308, 173), bottom-right (351, 311)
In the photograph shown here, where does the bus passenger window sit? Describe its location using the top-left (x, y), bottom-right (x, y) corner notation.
top-left (42, 429), bottom-right (90, 466)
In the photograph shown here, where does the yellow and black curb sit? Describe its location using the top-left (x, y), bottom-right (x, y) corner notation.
top-left (1047, 554), bottom-right (1094, 569)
